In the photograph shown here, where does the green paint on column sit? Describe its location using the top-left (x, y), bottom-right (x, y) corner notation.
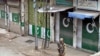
top-left (32, 25), bottom-right (41, 38)
top-left (12, 13), bottom-right (20, 23)
top-left (36, 26), bottom-right (41, 38)
top-left (46, 28), bottom-right (50, 40)
top-left (1, 10), bottom-right (5, 19)
top-left (32, 25), bottom-right (35, 36)
top-left (20, 22), bottom-right (24, 26)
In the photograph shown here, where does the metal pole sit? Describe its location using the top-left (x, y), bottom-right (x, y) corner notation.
top-left (19, 0), bottom-right (22, 35)
top-left (20, 0), bottom-right (25, 36)
top-left (33, 0), bottom-right (38, 50)
top-left (5, 1), bottom-right (7, 27)
top-left (19, 0), bottom-right (23, 35)
top-left (41, 0), bottom-right (46, 48)
top-left (50, 0), bottom-right (55, 42)
top-left (44, 0), bottom-right (48, 49)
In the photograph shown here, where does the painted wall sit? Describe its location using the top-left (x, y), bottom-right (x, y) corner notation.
top-left (60, 11), bottom-right (73, 45)
top-left (73, 0), bottom-right (100, 11)
top-left (7, 0), bottom-right (21, 34)
top-left (60, 17), bottom-right (73, 45)
top-left (82, 18), bottom-right (99, 52)
top-left (56, 0), bottom-right (73, 6)
top-left (57, 0), bottom-right (73, 45)
top-left (28, 0), bottom-right (50, 40)
top-left (9, 7), bottom-right (21, 34)
top-left (0, 0), bottom-right (23, 34)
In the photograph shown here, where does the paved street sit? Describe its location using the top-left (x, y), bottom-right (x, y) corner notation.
top-left (0, 28), bottom-right (93, 56)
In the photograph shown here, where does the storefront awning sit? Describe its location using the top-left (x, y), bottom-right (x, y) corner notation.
top-left (38, 6), bottom-right (74, 13)
top-left (68, 10), bottom-right (99, 20)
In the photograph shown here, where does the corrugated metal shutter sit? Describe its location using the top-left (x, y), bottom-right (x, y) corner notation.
top-left (60, 12), bottom-right (73, 45)
top-left (82, 18), bottom-right (99, 52)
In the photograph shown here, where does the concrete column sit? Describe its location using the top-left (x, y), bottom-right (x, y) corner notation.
top-left (5, 4), bottom-right (7, 26)
top-left (73, 19), bottom-right (77, 48)
top-left (55, 12), bottom-right (60, 42)
top-left (50, 13), bottom-right (55, 42)
top-left (21, 0), bottom-right (25, 35)
top-left (24, 0), bottom-right (29, 35)
top-left (77, 19), bottom-right (82, 48)
top-left (6, 5), bottom-right (10, 31)
top-left (49, 0), bottom-right (55, 42)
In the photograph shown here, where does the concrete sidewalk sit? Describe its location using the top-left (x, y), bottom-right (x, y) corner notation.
top-left (0, 28), bottom-right (93, 56)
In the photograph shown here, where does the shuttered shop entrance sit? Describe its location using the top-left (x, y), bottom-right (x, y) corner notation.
top-left (82, 18), bottom-right (99, 52)
top-left (60, 12), bottom-right (73, 45)
top-left (57, 0), bottom-right (73, 45)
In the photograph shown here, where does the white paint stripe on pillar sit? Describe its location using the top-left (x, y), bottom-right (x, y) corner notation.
top-left (41, 27), bottom-right (45, 39)
top-left (29, 24), bottom-right (32, 35)
top-left (22, 26), bottom-right (24, 31)
top-left (9, 13), bottom-right (12, 21)
top-left (21, 19), bottom-right (24, 30)
top-left (21, 0), bottom-right (24, 14)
